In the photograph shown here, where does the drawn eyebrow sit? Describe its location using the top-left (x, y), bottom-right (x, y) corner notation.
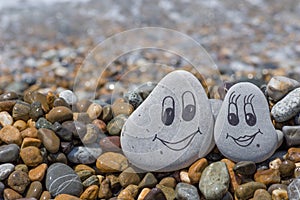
top-left (244, 93), bottom-right (255, 104)
top-left (229, 91), bottom-right (241, 104)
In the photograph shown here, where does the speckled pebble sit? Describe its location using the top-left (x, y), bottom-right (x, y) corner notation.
top-left (112, 101), bottom-right (134, 117)
top-left (30, 101), bottom-right (44, 121)
top-left (175, 182), bottom-right (200, 200)
top-left (0, 163), bottom-right (15, 181)
top-left (35, 117), bottom-right (53, 130)
top-left (124, 91), bottom-right (143, 109)
top-left (86, 103), bottom-right (102, 120)
top-left (272, 189), bottom-right (288, 200)
top-left (0, 144), bottom-right (20, 162)
top-left (12, 101), bottom-right (31, 121)
top-left (7, 170), bottom-right (30, 193)
top-left (3, 188), bottom-right (22, 200)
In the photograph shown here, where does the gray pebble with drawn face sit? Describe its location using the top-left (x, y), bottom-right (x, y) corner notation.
top-left (214, 82), bottom-right (278, 163)
top-left (121, 70), bottom-right (214, 172)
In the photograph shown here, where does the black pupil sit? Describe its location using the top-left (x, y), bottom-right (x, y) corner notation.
top-left (228, 113), bottom-right (239, 126)
top-left (246, 113), bottom-right (256, 126)
top-left (182, 104), bottom-right (195, 121)
top-left (162, 107), bottom-right (174, 126)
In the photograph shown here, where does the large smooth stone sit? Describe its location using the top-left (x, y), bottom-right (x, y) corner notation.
top-left (121, 70), bottom-right (214, 171)
top-left (199, 161), bottom-right (230, 200)
top-left (46, 163), bottom-right (83, 197)
top-left (214, 82), bottom-right (278, 163)
top-left (0, 144), bottom-right (20, 163)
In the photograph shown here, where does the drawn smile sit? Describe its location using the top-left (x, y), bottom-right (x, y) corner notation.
top-left (226, 129), bottom-right (263, 147)
top-left (152, 127), bottom-right (202, 151)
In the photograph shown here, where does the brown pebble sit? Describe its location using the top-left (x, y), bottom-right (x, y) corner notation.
top-left (279, 160), bottom-right (296, 177)
top-left (74, 164), bottom-right (95, 174)
top-left (137, 188), bottom-right (151, 200)
top-left (269, 158), bottom-right (282, 170)
top-left (99, 136), bottom-right (121, 152)
top-left (15, 164), bottom-right (29, 173)
top-left (221, 158), bottom-right (241, 193)
top-left (54, 194), bottom-right (81, 200)
top-left (12, 101), bottom-right (31, 121)
top-left (156, 184), bottom-right (176, 200)
top-left (272, 189), bottom-right (288, 200)
top-left (96, 152), bottom-right (128, 173)
top-left (0, 100), bottom-right (16, 113)
top-left (254, 169), bottom-right (280, 185)
top-left (87, 103), bottom-right (102, 120)
top-left (159, 177), bottom-right (176, 189)
top-left (98, 178), bottom-right (112, 199)
top-left (53, 97), bottom-right (70, 109)
top-left (118, 185), bottom-right (139, 200)
top-left (0, 91), bottom-right (18, 101)
top-left (119, 167), bottom-right (141, 187)
top-left (0, 111), bottom-right (13, 126)
top-left (39, 191), bottom-right (51, 200)
top-left (92, 119), bottom-right (107, 133)
top-left (253, 189), bottom-right (271, 200)
top-left (7, 170), bottom-right (30, 193)
top-left (38, 128), bottom-right (60, 153)
top-left (235, 182), bottom-right (266, 200)
top-left (21, 137), bottom-right (42, 149)
top-left (28, 163), bottom-right (48, 182)
top-left (20, 146), bottom-right (43, 167)
top-left (138, 173), bottom-right (158, 189)
top-left (100, 105), bottom-right (113, 122)
top-left (26, 181), bottom-right (43, 199)
top-left (46, 106), bottom-right (73, 123)
top-left (188, 158), bottom-right (208, 184)
top-left (13, 120), bottom-right (28, 131)
top-left (27, 119), bottom-right (36, 128)
top-left (21, 127), bottom-right (38, 138)
top-left (0, 125), bottom-right (22, 146)
top-left (286, 147), bottom-right (300, 162)
top-left (80, 185), bottom-right (99, 200)
top-left (3, 188), bottom-right (22, 200)
top-left (144, 187), bottom-right (167, 200)
top-left (112, 101), bottom-right (134, 117)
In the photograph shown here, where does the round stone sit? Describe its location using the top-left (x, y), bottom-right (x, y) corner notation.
top-left (107, 114), bottom-right (128, 136)
top-left (46, 106), bottom-right (73, 123)
top-left (38, 128), bottom-right (60, 153)
top-left (26, 181), bottom-right (43, 199)
top-left (175, 182), bottom-right (200, 200)
top-left (7, 170), bottom-right (30, 193)
top-left (119, 167), bottom-right (141, 187)
top-left (46, 163), bottom-right (83, 197)
top-left (96, 152), bottom-right (128, 173)
top-left (111, 102), bottom-right (134, 117)
top-left (28, 163), bottom-right (48, 182)
top-left (235, 182), bottom-right (266, 200)
top-left (286, 147), bottom-right (300, 162)
top-left (0, 111), bottom-right (13, 126)
top-left (40, 191), bottom-right (51, 200)
top-left (0, 144), bottom-right (20, 162)
top-left (199, 161), bottom-right (230, 200)
top-left (279, 160), bottom-right (295, 178)
top-left (86, 103), bottom-right (102, 120)
top-left (35, 117), bottom-right (53, 130)
top-left (12, 101), bottom-right (31, 121)
top-left (233, 161), bottom-right (256, 176)
top-left (20, 146), bottom-right (43, 167)
top-left (3, 188), bottom-right (22, 200)
top-left (253, 189), bottom-right (271, 200)
top-left (13, 120), bottom-right (27, 131)
top-left (80, 185), bottom-right (99, 200)
top-left (138, 173), bottom-right (157, 189)
top-left (67, 146), bottom-right (102, 164)
top-left (59, 90), bottom-right (78, 105)
top-left (0, 125), bottom-right (22, 146)
top-left (0, 163), bottom-right (15, 181)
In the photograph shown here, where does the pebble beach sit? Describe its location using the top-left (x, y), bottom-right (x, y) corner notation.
top-left (0, 0), bottom-right (300, 200)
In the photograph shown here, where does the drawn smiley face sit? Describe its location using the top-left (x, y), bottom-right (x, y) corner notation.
top-left (214, 82), bottom-right (278, 163)
top-left (121, 70), bottom-right (214, 172)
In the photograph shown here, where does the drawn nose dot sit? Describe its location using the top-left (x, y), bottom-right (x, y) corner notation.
top-left (256, 144), bottom-right (260, 148)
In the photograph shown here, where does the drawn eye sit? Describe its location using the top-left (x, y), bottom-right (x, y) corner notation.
top-left (244, 94), bottom-right (256, 126)
top-left (227, 92), bottom-right (240, 126)
top-left (182, 91), bottom-right (196, 121)
top-left (161, 96), bottom-right (175, 126)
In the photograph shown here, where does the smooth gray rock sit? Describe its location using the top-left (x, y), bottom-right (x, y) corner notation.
top-left (282, 126), bottom-right (300, 147)
top-left (0, 163), bottom-right (14, 181)
top-left (46, 163), bottom-right (83, 197)
top-left (199, 161), bottom-right (230, 200)
top-left (271, 88), bottom-right (300, 122)
top-left (67, 145), bottom-right (102, 164)
top-left (288, 178), bottom-right (300, 200)
top-left (0, 144), bottom-right (20, 163)
top-left (121, 70), bottom-right (214, 172)
top-left (175, 182), bottom-right (200, 200)
top-left (266, 76), bottom-right (300, 102)
top-left (215, 82), bottom-right (278, 163)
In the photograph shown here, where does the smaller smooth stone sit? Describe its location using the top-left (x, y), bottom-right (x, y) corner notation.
top-left (59, 90), bottom-right (78, 105)
top-left (271, 88), bottom-right (300, 122)
top-left (28, 163), bottom-right (47, 182)
top-left (282, 126), bottom-right (300, 146)
top-left (14, 120), bottom-right (27, 131)
top-left (0, 144), bottom-right (20, 162)
top-left (221, 159), bottom-right (241, 193)
top-left (100, 136), bottom-right (121, 152)
top-left (87, 103), bottom-right (102, 120)
top-left (119, 167), bottom-right (141, 187)
top-left (68, 146), bottom-right (102, 164)
top-left (100, 105), bottom-right (113, 122)
top-left (38, 128), bottom-right (60, 153)
top-left (199, 161), bottom-right (230, 200)
top-left (47, 152), bottom-right (68, 164)
top-left (279, 160), bottom-right (296, 177)
top-left (286, 147), bottom-right (300, 162)
top-left (0, 111), bottom-right (13, 126)
top-left (53, 97), bottom-right (71, 108)
top-left (92, 119), bottom-right (107, 133)
top-left (269, 158), bottom-right (282, 170)
top-left (7, 170), bottom-right (30, 193)
top-left (74, 164), bottom-right (95, 174)
top-left (159, 177), bottom-right (176, 189)
top-left (15, 164), bottom-right (28, 173)
top-left (26, 181), bottom-right (43, 199)
top-left (40, 191), bottom-right (51, 200)
top-left (111, 102), bottom-right (134, 117)
top-left (144, 188), bottom-right (167, 200)
top-left (235, 182), bottom-right (266, 200)
top-left (268, 184), bottom-right (288, 194)
top-left (46, 163), bottom-right (83, 197)
top-left (253, 189), bottom-right (271, 200)
top-left (20, 146), bottom-right (43, 167)
top-left (118, 185), bottom-right (139, 200)
top-left (175, 182), bottom-right (200, 200)
top-left (156, 184), bottom-right (175, 200)
top-left (138, 173), bottom-right (157, 189)
top-left (98, 178), bottom-right (112, 199)
top-left (80, 185), bottom-right (99, 200)
top-left (179, 171), bottom-right (190, 184)
top-left (107, 114), bottom-right (128, 136)
top-left (0, 100), bottom-right (16, 113)
top-left (233, 161), bottom-right (256, 176)
top-left (137, 188), bottom-right (151, 200)
top-left (35, 118), bottom-right (52, 130)
top-left (21, 138), bottom-right (42, 149)
top-left (124, 91), bottom-right (143, 109)
top-left (0, 125), bottom-right (22, 146)
top-left (46, 106), bottom-right (73, 123)
top-left (82, 175), bottom-right (99, 188)
top-left (21, 127), bottom-right (38, 138)
top-left (12, 101), bottom-right (30, 121)
top-left (266, 76), bottom-right (300, 102)
top-left (188, 158), bottom-right (208, 184)
top-left (272, 189), bottom-right (288, 200)
top-left (0, 92), bottom-right (18, 101)
top-left (0, 163), bottom-right (14, 181)
top-left (28, 92), bottom-right (49, 112)
top-left (30, 102), bottom-right (44, 121)
top-left (254, 169), bottom-right (280, 185)
top-left (96, 152), bottom-right (128, 173)
top-left (3, 188), bottom-right (22, 200)
top-left (54, 194), bottom-right (81, 200)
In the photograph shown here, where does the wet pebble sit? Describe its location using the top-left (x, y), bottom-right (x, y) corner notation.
top-left (0, 111), bottom-right (13, 126)
top-left (235, 182), bottom-right (266, 200)
top-left (0, 144), bottom-right (20, 162)
top-left (38, 128), bottom-right (60, 153)
top-left (20, 146), bottom-right (43, 167)
top-left (269, 158), bottom-right (282, 170)
top-left (175, 182), bottom-right (200, 200)
top-left (0, 92), bottom-right (18, 101)
top-left (68, 146), bottom-right (102, 164)
top-left (96, 152), bottom-right (128, 173)
top-left (21, 137), bottom-right (42, 149)
top-left (233, 161), bottom-right (256, 176)
top-left (0, 163), bottom-right (14, 181)
top-left (286, 147), bottom-right (300, 162)
top-left (221, 158), bottom-right (241, 193)
top-left (40, 191), bottom-right (51, 200)
top-left (107, 114), bottom-right (127, 136)
top-left (7, 170), bottom-right (30, 193)
top-left (46, 106), bottom-right (73, 123)
top-left (28, 163), bottom-right (47, 182)
top-left (26, 181), bottom-right (43, 199)
top-left (159, 177), bottom-right (176, 189)
top-left (0, 125), bottom-right (22, 146)
top-left (86, 103), bottom-right (102, 120)
top-left (272, 189), bottom-right (288, 200)
top-left (82, 175), bottom-right (99, 188)
top-left (100, 105), bottom-right (113, 122)
top-left (12, 101), bottom-right (31, 121)
top-left (188, 158), bottom-right (208, 184)
top-left (35, 117), bottom-right (53, 130)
